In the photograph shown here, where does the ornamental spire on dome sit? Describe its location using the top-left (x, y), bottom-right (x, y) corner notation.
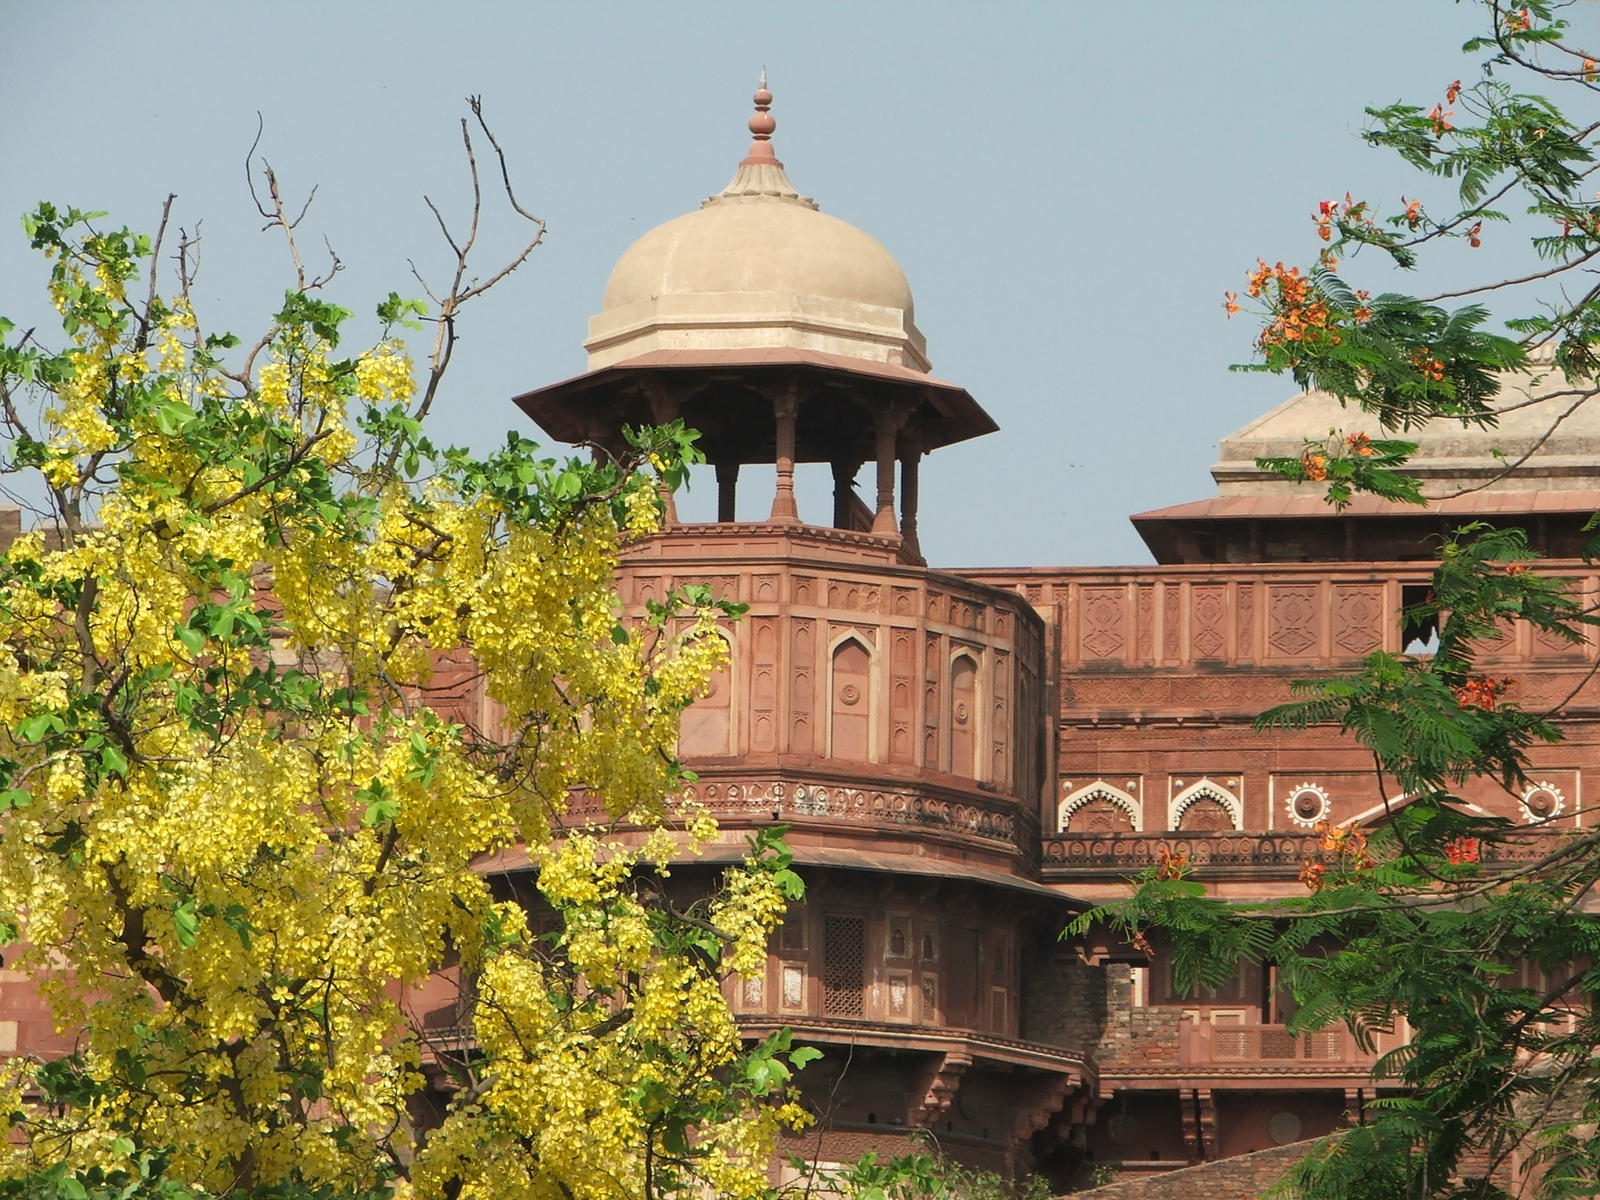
top-left (704, 72), bottom-right (817, 210)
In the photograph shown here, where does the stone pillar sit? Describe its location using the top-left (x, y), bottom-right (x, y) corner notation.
top-left (899, 432), bottom-right (923, 563)
top-left (770, 385), bottom-right (800, 524)
top-left (871, 406), bottom-right (908, 536)
top-left (715, 462), bottom-right (739, 523)
top-left (831, 458), bottom-right (861, 529)
top-left (645, 385), bottom-right (681, 526)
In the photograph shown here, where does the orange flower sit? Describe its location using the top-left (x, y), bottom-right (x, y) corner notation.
top-left (1404, 197), bottom-right (1423, 229)
top-left (1223, 290), bottom-right (1240, 317)
top-left (1155, 845), bottom-right (1191, 880)
top-left (1130, 929), bottom-right (1154, 957)
top-left (1454, 675), bottom-right (1513, 710)
top-left (1299, 858), bottom-right (1327, 891)
top-left (1410, 347), bottom-right (1446, 381)
top-left (1506, 7), bottom-right (1531, 32)
top-left (1443, 836), bottom-right (1481, 865)
top-left (1446, 79), bottom-right (1462, 104)
top-left (1504, 561), bottom-right (1530, 577)
top-left (1429, 104), bottom-right (1454, 136)
top-left (1301, 451), bottom-right (1329, 482)
top-left (1346, 431), bottom-right (1375, 456)
top-left (1468, 220), bottom-right (1483, 248)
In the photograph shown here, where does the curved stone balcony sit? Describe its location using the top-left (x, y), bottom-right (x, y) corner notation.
top-left (616, 523), bottom-right (1051, 878)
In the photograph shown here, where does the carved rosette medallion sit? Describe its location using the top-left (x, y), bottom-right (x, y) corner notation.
top-left (1284, 782), bottom-right (1331, 828)
top-left (1519, 780), bottom-right (1565, 823)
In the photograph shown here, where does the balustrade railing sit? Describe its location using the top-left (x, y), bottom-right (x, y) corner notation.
top-left (1180, 1021), bottom-right (1404, 1073)
top-left (560, 774), bottom-right (1041, 863)
top-left (966, 563), bottom-right (1600, 671)
top-left (1041, 829), bottom-right (1576, 879)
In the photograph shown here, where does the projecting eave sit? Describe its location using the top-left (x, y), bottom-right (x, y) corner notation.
top-left (480, 840), bottom-right (1082, 906)
top-left (1133, 489), bottom-right (1600, 525)
top-left (512, 347), bottom-right (997, 455)
top-left (1132, 489), bottom-right (1600, 562)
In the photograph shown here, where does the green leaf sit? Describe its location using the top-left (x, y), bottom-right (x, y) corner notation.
top-left (172, 902), bottom-right (199, 948)
top-left (99, 745), bottom-right (128, 778)
top-left (174, 623), bottom-right (204, 656)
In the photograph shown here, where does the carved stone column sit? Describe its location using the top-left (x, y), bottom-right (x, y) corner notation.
top-left (715, 462), bottom-right (739, 523)
top-left (899, 430), bottom-right (923, 563)
top-left (831, 458), bottom-right (862, 529)
top-left (769, 384), bottom-right (800, 524)
top-left (871, 404), bottom-right (910, 536)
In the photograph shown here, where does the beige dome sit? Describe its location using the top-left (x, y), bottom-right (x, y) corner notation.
top-left (583, 86), bottom-right (929, 373)
top-left (601, 201), bottom-right (914, 318)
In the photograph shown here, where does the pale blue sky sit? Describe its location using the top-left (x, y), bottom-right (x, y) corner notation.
top-left (2, 2), bottom-right (1528, 565)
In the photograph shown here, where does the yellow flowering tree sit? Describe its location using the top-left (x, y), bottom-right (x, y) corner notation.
top-left (0, 112), bottom-right (809, 1200)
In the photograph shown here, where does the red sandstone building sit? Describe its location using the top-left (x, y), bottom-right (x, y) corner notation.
top-left (5, 84), bottom-right (1598, 1193)
top-left (513, 84), bottom-right (1600, 1190)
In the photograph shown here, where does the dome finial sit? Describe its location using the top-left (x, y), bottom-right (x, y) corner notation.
top-left (705, 73), bottom-right (815, 209)
top-left (744, 69), bottom-right (778, 164)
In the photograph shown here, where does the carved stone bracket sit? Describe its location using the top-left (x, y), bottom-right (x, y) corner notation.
top-left (1008, 1072), bottom-right (1079, 1142)
top-left (910, 1050), bottom-right (972, 1128)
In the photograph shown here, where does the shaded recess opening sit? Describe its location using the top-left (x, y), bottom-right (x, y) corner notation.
top-left (1401, 584), bottom-right (1439, 655)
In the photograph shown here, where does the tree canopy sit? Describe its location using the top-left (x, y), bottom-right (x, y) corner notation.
top-left (1084, 4), bottom-right (1600, 1197)
top-left (0, 105), bottom-right (808, 1200)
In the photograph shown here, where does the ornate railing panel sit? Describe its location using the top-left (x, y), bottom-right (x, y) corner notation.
top-left (1180, 1022), bottom-right (1404, 1073)
top-left (1040, 829), bottom-right (1576, 880)
top-left (563, 773), bottom-right (1041, 865)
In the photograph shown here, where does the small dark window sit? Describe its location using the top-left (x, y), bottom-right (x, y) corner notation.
top-left (1401, 584), bottom-right (1439, 655)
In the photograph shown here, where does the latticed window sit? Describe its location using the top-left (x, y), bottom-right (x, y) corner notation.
top-left (822, 914), bottom-right (866, 1016)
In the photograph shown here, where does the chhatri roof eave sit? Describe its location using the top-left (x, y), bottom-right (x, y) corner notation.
top-left (518, 346), bottom-right (972, 398)
top-left (512, 347), bottom-right (999, 449)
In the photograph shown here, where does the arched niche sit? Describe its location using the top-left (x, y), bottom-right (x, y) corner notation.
top-left (1169, 780), bottom-right (1242, 832)
top-left (948, 652), bottom-right (980, 779)
top-left (678, 629), bottom-right (735, 758)
top-left (1060, 781), bottom-right (1141, 833)
top-left (828, 634), bottom-right (874, 761)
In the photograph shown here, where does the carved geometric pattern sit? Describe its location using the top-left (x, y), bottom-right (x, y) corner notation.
top-left (891, 630), bottom-right (914, 764)
top-left (1238, 585), bottom-right (1255, 659)
top-left (1267, 586), bottom-right (1319, 656)
top-left (888, 975), bottom-right (910, 1017)
top-left (1191, 586), bottom-right (1226, 659)
top-left (822, 914), bottom-right (866, 1017)
top-left (1333, 586), bottom-right (1383, 656)
top-left (1137, 585), bottom-right (1155, 661)
top-left (1478, 618), bottom-right (1515, 656)
top-left (781, 965), bottom-right (805, 1010)
top-left (790, 619), bottom-right (813, 752)
top-left (1081, 588), bottom-right (1126, 660)
top-left (1534, 613), bottom-right (1580, 656)
top-left (991, 651), bottom-right (1010, 785)
top-left (1163, 587), bottom-right (1182, 659)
